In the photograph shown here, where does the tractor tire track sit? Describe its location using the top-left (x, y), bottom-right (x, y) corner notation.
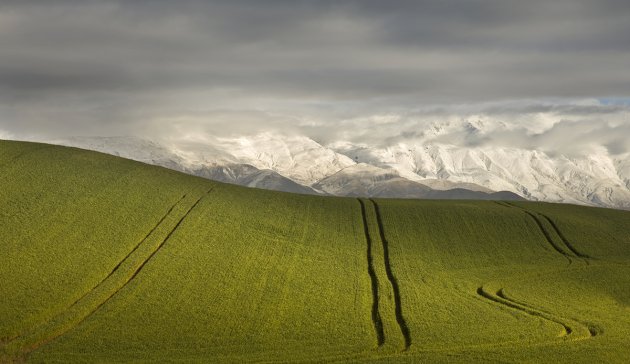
top-left (477, 284), bottom-right (594, 341)
top-left (125, 190), bottom-right (209, 283)
top-left (521, 209), bottom-right (572, 264)
top-left (108, 194), bottom-right (188, 275)
top-left (357, 199), bottom-right (385, 346)
top-left (477, 285), bottom-right (573, 337)
top-left (10, 188), bottom-right (213, 357)
top-left (538, 213), bottom-right (592, 264)
top-left (497, 288), bottom-right (598, 337)
top-left (369, 199), bottom-right (411, 350)
top-left (494, 202), bottom-right (573, 265)
top-left (501, 202), bottom-right (591, 265)
top-left (3, 193), bottom-right (187, 346)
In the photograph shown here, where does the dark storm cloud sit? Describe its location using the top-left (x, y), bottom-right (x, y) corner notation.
top-left (0, 0), bottom-right (629, 143)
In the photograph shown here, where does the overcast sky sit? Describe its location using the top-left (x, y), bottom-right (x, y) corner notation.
top-left (0, 0), bottom-right (629, 152)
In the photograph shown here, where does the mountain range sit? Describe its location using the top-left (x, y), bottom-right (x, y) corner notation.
top-left (48, 135), bottom-right (521, 202)
top-left (45, 124), bottom-right (630, 210)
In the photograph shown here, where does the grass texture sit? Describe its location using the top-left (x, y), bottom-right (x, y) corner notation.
top-left (1, 140), bottom-right (629, 363)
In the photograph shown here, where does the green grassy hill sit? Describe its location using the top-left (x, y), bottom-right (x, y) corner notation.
top-left (1, 139), bottom-right (629, 363)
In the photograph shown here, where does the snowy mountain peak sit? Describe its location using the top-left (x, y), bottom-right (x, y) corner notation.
top-left (174, 133), bottom-right (355, 186)
top-left (46, 132), bottom-right (630, 210)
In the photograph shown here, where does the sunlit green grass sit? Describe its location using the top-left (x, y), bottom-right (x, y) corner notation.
top-left (1, 140), bottom-right (629, 363)
top-left (375, 199), bottom-right (630, 362)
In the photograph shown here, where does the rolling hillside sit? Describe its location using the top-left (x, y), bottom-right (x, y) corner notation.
top-left (1, 140), bottom-right (629, 363)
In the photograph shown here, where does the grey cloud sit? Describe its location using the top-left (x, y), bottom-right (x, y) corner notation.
top-left (426, 108), bottom-right (630, 156)
top-left (531, 119), bottom-right (630, 155)
top-left (475, 102), bottom-right (630, 116)
top-left (0, 0), bottom-right (629, 149)
top-left (303, 101), bottom-right (630, 156)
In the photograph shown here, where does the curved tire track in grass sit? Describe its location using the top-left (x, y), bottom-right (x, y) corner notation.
top-left (476, 283), bottom-right (594, 341)
top-left (520, 210), bottom-right (573, 265)
top-left (495, 202), bottom-right (573, 265)
top-left (7, 188), bottom-right (213, 359)
top-left (484, 203), bottom-right (596, 346)
top-left (538, 213), bottom-right (592, 264)
top-left (501, 201), bottom-right (591, 265)
top-left (497, 287), bottom-right (600, 337)
top-left (369, 199), bottom-right (411, 350)
top-left (357, 199), bottom-right (385, 347)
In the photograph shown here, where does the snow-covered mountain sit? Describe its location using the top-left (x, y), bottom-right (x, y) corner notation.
top-left (165, 134), bottom-right (355, 186)
top-left (313, 163), bottom-right (521, 200)
top-left (193, 164), bottom-right (320, 195)
top-left (54, 136), bottom-right (320, 196)
top-left (48, 129), bottom-right (630, 209)
top-left (313, 163), bottom-right (430, 197)
top-left (56, 136), bottom-right (188, 172)
top-left (329, 141), bottom-right (630, 209)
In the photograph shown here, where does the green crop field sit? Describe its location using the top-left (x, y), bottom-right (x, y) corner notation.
top-left (1, 139), bottom-right (629, 363)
